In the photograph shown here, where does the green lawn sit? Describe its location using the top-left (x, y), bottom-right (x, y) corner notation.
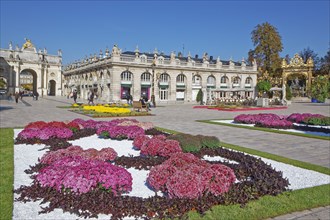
top-left (1, 127), bottom-right (329, 220)
top-left (0, 128), bottom-right (14, 220)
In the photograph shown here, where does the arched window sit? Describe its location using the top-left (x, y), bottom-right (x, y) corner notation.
top-left (233, 77), bottom-right (240, 84)
top-left (207, 75), bottom-right (216, 85)
top-left (192, 75), bottom-right (201, 85)
top-left (121, 71), bottom-right (132, 81)
top-left (220, 76), bottom-right (228, 83)
top-left (176, 74), bottom-right (185, 83)
top-left (141, 72), bottom-right (151, 82)
top-left (159, 73), bottom-right (169, 83)
top-left (245, 77), bottom-right (252, 84)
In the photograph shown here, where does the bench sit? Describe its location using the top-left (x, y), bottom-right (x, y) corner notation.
top-left (132, 101), bottom-right (148, 112)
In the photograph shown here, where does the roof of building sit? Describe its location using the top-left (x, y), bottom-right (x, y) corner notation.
top-left (121, 51), bottom-right (246, 66)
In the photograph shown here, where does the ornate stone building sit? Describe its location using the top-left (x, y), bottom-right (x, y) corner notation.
top-left (63, 45), bottom-right (258, 104)
top-left (0, 39), bottom-right (62, 96)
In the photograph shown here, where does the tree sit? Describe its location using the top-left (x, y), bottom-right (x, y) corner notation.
top-left (250, 22), bottom-right (283, 77)
top-left (0, 78), bottom-right (6, 89)
top-left (317, 49), bottom-right (330, 76)
top-left (299, 47), bottom-right (319, 69)
top-left (196, 89), bottom-right (203, 105)
top-left (311, 75), bottom-right (329, 102)
top-left (256, 80), bottom-right (271, 97)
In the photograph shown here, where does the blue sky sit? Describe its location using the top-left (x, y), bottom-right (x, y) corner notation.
top-left (1, 1), bottom-right (329, 65)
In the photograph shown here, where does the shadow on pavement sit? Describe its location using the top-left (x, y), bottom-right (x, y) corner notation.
top-left (0, 106), bottom-right (14, 111)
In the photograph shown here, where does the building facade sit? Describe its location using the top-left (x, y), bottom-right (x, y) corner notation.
top-left (63, 45), bottom-right (258, 104)
top-left (0, 39), bottom-right (62, 96)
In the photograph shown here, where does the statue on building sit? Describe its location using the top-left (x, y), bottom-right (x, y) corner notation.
top-left (112, 44), bottom-right (121, 56)
top-left (58, 49), bottom-right (62, 57)
top-left (170, 51), bottom-right (175, 61)
top-left (9, 41), bottom-right (12, 50)
top-left (23, 38), bottom-right (34, 49)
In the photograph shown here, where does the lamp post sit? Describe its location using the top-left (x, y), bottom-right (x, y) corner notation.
top-left (151, 61), bottom-right (156, 107)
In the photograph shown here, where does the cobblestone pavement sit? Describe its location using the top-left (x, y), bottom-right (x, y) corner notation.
top-left (1, 96), bottom-right (329, 219)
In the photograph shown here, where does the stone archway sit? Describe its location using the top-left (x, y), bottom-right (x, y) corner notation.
top-left (49, 80), bottom-right (56, 96)
top-left (20, 69), bottom-right (37, 94)
top-left (281, 54), bottom-right (314, 98)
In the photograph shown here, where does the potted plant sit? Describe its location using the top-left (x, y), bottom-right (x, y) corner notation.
top-left (311, 75), bottom-right (329, 103)
top-left (256, 80), bottom-right (271, 97)
top-left (256, 80), bottom-right (271, 107)
top-left (196, 89), bottom-right (203, 105)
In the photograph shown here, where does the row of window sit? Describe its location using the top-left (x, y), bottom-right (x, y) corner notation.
top-left (66, 71), bottom-right (254, 86)
top-left (123, 72), bottom-right (253, 84)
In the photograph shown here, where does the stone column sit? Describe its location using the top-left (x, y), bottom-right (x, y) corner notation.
top-left (186, 72), bottom-right (192, 102)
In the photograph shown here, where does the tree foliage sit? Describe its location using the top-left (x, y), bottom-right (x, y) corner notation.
top-left (317, 49), bottom-right (330, 76)
top-left (250, 22), bottom-right (283, 77)
top-left (299, 47), bottom-right (319, 69)
top-left (0, 78), bottom-right (6, 89)
top-left (311, 75), bottom-right (329, 102)
top-left (196, 89), bottom-right (203, 104)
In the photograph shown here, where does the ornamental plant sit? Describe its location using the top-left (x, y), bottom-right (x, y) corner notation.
top-left (286, 113), bottom-right (324, 123)
top-left (132, 135), bottom-right (150, 150)
top-left (139, 135), bottom-right (182, 157)
top-left (302, 116), bottom-right (330, 126)
top-left (40, 146), bottom-right (117, 164)
top-left (83, 105), bottom-right (131, 114)
top-left (97, 125), bottom-right (145, 140)
top-left (255, 118), bottom-right (293, 129)
top-left (18, 126), bottom-right (73, 140)
top-left (18, 120), bottom-right (84, 140)
top-left (147, 152), bottom-right (236, 199)
top-left (36, 156), bottom-right (132, 195)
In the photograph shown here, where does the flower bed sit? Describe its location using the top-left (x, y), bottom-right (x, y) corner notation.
top-left (234, 113), bottom-right (330, 132)
top-left (68, 104), bottom-right (151, 117)
top-left (14, 119), bottom-right (291, 220)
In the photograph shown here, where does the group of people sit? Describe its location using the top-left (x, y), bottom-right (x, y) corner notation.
top-left (11, 91), bottom-right (39, 104)
top-left (68, 89), bottom-right (97, 105)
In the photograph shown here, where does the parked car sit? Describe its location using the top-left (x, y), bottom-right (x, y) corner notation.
top-left (0, 89), bottom-right (7, 95)
top-left (22, 91), bottom-right (34, 97)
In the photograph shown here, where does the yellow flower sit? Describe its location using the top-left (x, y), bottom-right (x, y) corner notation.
top-left (82, 106), bottom-right (131, 114)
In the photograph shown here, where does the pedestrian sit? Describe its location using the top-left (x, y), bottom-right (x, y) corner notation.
top-left (126, 93), bottom-right (130, 104)
top-left (88, 91), bottom-right (94, 105)
top-left (73, 91), bottom-right (77, 103)
top-left (35, 91), bottom-right (39, 100)
top-left (15, 92), bottom-right (20, 104)
top-left (19, 91), bottom-right (23, 100)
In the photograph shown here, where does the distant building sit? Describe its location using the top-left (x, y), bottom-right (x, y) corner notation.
top-left (63, 45), bottom-right (258, 104)
top-left (0, 39), bottom-right (62, 96)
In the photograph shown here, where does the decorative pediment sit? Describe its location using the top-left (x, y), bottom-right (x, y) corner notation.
top-left (289, 54), bottom-right (304, 67)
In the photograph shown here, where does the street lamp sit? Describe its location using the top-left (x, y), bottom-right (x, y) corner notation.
top-left (151, 60), bottom-right (156, 107)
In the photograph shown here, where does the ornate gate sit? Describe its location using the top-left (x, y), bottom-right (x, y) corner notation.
top-left (281, 54), bottom-right (314, 97)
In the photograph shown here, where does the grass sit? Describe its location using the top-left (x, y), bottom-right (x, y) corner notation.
top-left (198, 119), bottom-right (330, 141)
top-left (2, 127), bottom-right (330, 220)
top-left (188, 184), bottom-right (330, 220)
top-left (0, 128), bottom-right (14, 220)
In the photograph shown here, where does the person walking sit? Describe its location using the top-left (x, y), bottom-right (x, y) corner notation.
top-left (88, 91), bottom-right (94, 105)
top-left (72, 91), bottom-right (77, 103)
top-left (35, 91), bottom-right (39, 101)
top-left (15, 92), bottom-right (20, 104)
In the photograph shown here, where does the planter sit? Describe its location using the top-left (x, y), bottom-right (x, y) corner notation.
top-left (311, 98), bottom-right (318, 103)
top-left (256, 98), bottom-right (269, 107)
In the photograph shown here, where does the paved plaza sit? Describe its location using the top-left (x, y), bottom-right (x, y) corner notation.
top-left (0, 95), bottom-right (329, 219)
